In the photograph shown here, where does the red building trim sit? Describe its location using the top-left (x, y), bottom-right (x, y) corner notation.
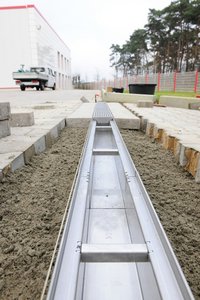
top-left (0, 5), bottom-right (35, 10)
top-left (0, 87), bottom-right (20, 90)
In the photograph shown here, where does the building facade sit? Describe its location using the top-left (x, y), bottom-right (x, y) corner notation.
top-left (0, 5), bottom-right (72, 89)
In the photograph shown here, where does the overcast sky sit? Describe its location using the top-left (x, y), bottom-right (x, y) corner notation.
top-left (1, 0), bottom-right (173, 80)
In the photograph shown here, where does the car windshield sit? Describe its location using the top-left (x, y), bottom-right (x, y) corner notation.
top-left (30, 67), bottom-right (45, 73)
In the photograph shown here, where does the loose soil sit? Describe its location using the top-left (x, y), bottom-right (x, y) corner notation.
top-left (0, 128), bottom-right (199, 299)
top-left (0, 128), bottom-right (87, 300)
top-left (121, 129), bottom-right (200, 300)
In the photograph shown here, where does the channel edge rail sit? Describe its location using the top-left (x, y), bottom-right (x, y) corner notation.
top-left (43, 102), bottom-right (194, 300)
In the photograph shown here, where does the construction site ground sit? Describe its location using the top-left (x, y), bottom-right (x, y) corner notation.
top-left (0, 90), bottom-right (199, 299)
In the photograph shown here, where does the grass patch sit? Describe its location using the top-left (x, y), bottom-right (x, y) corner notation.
top-left (155, 91), bottom-right (197, 100)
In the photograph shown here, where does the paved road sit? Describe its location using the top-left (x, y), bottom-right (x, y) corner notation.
top-left (0, 89), bottom-right (98, 107)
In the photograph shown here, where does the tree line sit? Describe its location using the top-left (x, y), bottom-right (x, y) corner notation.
top-left (110, 0), bottom-right (200, 77)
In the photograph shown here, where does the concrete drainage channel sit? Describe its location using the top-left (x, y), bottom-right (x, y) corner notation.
top-left (0, 102), bottom-right (199, 299)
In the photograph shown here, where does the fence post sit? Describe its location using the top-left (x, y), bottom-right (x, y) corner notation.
top-left (145, 73), bottom-right (149, 84)
top-left (194, 70), bottom-right (199, 93)
top-left (173, 71), bottom-right (177, 92)
top-left (157, 72), bottom-right (161, 92)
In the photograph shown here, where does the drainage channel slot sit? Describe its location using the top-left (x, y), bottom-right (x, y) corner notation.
top-left (81, 244), bottom-right (148, 263)
top-left (92, 148), bottom-right (119, 155)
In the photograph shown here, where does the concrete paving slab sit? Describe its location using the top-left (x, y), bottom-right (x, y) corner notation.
top-left (160, 95), bottom-right (200, 109)
top-left (137, 100), bottom-right (153, 108)
top-left (108, 103), bottom-right (140, 129)
top-left (0, 102), bottom-right (11, 120)
top-left (102, 90), bottom-right (156, 103)
top-left (66, 102), bottom-right (140, 129)
top-left (66, 103), bottom-right (95, 127)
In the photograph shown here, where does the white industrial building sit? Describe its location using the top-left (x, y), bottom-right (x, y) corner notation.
top-left (0, 5), bottom-right (72, 89)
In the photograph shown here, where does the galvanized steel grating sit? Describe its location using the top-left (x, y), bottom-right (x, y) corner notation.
top-left (92, 102), bottom-right (113, 125)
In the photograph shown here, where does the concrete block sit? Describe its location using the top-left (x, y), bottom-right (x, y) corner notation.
top-left (0, 102), bottom-right (11, 120)
top-left (24, 145), bottom-right (35, 164)
top-left (45, 132), bottom-right (53, 148)
top-left (108, 103), bottom-right (140, 129)
top-left (188, 102), bottom-right (200, 110)
top-left (174, 139), bottom-right (181, 161)
top-left (184, 147), bottom-right (200, 179)
top-left (140, 117), bottom-right (148, 132)
top-left (0, 169), bottom-right (3, 182)
top-left (146, 122), bottom-right (154, 137)
top-left (179, 144), bottom-right (188, 167)
top-left (66, 118), bottom-right (91, 128)
top-left (0, 152), bottom-right (25, 173)
top-left (81, 96), bottom-right (89, 103)
top-left (59, 119), bottom-right (66, 132)
top-left (45, 125), bottom-right (59, 148)
top-left (153, 125), bottom-right (163, 142)
top-left (67, 103), bottom-right (95, 128)
top-left (50, 126), bottom-right (59, 141)
top-left (159, 96), bottom-right (200, 109)
top-left (195, 158), bottom-right (200, 183)
top-left (11, 153), bottom-right (25, 172)
top-left (103, 92), bottom-right (156, 103)
top-left (0, 120), bottom-right (11, 138)
top-left (137, 100), bottom-right (153, 108)
top-left (10, 112), bottom-right (35, 127)
top-left (160, 130), bottom-right (177, 151)
top-left (34, 136), bottom-right (46, 154)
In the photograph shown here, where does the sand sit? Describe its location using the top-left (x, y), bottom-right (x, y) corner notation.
top-left (0, 127), bottom-right (199, 299)
top-left (0, 127), bottom-right (87, 299)
top-left (121, 129), bottom-right (200, 299)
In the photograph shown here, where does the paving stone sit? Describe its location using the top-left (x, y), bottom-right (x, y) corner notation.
top-left (11, 153), bottom-right (25, 172)
top-left (0, 120), bottom-right (11, 138)
top-left (0, 152), bottom-right (24, 174)
top-left (24, 145), bottom-right (36, 164)
top-left (0, 136), bottom-right (34, 154)
top-left (108, 103), bottom-right (140, 129)
top-left (137, 100), bottom-right (153, 108)
top-left (0, 169), bottom-right (3, 181)
top-left (188, 102), bottom-right (200, 110)
top-left (34, 136), bottom-right (46, 154)
top-left (10, 112), bottom-right (35, 127)
top-left (102, 90), bottom-right (155, 103)
top-left (66, 103), bottom-right (95, 127)
top-left (0, 102), bottom-right (11, 120)
top-left (160, 96), bottom-right (200, 109)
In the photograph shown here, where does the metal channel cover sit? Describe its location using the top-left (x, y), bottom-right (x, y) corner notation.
top-left (93, 102), bottom-right (113, 125)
